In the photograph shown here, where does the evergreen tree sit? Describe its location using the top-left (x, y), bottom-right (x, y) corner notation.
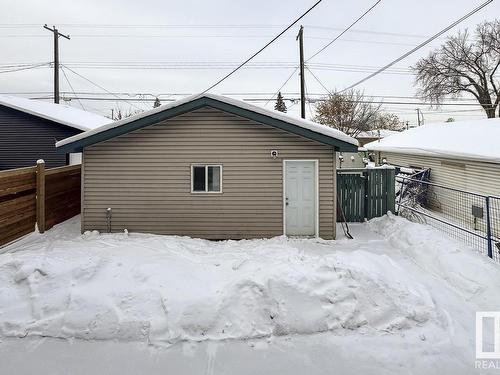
top-left (153, 97), bottom-right (161, 108)
top-left (274, 92), bottom-right (287, 113)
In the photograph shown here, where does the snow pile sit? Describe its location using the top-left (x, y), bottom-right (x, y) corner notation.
top-left (0, 95), bottom-right (110, 131)
top-left (3, 215), bottom-right (500, 373)
top-left (0, 216), bottom-right (442, 345)
top-left (365, 118), bottom-right (500, 163)
top-left (368, 213), bottom-right (500, 310)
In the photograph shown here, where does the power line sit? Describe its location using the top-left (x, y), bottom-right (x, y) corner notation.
top-left (305, 66), bottom-right (331, 94)
top-left (339, 0), bottom-right (493, 92)
top-left (0, 23), bottom-right (438, 39)
top-left (0, 62), bottom-right (51, 69)
top-left (0, 61), bottom-right (414, 72)
top-left (304, 24), bottom-right (432, 39)
top-left (61, 65), bottom-right (143, 111)
top-left (199, 0), bottom-right (323, 95)
top-left (0, 62), bottom-right (49, 74)
top-left (265, 67), bottom-right (299, 106)
top-left (33, 95), bottom-right (487, 107)
top-left (60, 66), bottom-right (86, 110)
top-left (2, 90), bottom-right (486, 104)
top-left (306, 0), bottom-right (381, 61)
top-left (1, 89), bottom-right (489, 105)
top-left (0, 34), bottom-right (428, 48)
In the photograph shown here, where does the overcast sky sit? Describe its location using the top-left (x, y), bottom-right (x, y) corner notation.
top-left (0, 0), bottom-right (498, 125)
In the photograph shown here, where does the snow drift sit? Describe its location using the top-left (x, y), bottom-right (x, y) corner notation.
top-left (1, 214), bottom-right (499, 349)
top-left (364, 117), bottom-right (500, 164)
top-left (0, 217), bottom-right (432, 344)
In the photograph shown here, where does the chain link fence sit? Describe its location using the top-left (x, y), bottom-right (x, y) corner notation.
top-left (396, 175), bottom-right (500, 263)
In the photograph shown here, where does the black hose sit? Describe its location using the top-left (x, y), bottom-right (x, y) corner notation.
top-left (337, 196), bottom-right (354, 239)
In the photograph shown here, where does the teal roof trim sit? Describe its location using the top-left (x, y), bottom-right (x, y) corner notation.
top-left (57, 97), bottom-right (357, 153)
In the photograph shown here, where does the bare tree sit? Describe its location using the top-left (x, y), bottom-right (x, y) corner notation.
top-left (314, 89), bottom-right (381, 137)
top-left (111, 106), bottom-right (142, 121)
top-left (413, 20), bottom-right (500, 118)
top-left (375, 112), bottom-right (404, 131)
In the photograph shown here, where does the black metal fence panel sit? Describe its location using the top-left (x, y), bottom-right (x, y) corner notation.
top-left (396, 176), bottom-right (500, 263)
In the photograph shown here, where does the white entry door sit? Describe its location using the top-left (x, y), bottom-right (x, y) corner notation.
top-left (284, 160), bottom-right (317, 236)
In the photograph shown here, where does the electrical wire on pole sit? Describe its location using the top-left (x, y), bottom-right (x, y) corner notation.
top-left (0, 62), bottom-right (50, 74)
top-left (296, 26), bottom-right (306, 118)
top-left (60, 65), bottom-right (86, 110)
top-left (306, 0), bottom-right (381, 62)
top-left (61, 64), bottom-right (143, 111)
top-left (289, 1), bottom-right (381, 116)
top-left (265, 67), bottom-right (299, 106)
top-left (305, 66), bottom-right (332, 95)
top-left (199, 0), bottom-right (323, 95)
top-left (339, 0), bottom-right (493, 93)
top-left (43, 25), bottom-right (70, 104)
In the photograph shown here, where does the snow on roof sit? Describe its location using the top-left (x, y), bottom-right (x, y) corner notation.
top-left (357, 129), bottom-right (399, 138)
top-left (0, 95), bottom-right (110, 132)
top-left (365, 118), bottom-right (500, 164)
top-left (56, 93), bottom-right (357, 148)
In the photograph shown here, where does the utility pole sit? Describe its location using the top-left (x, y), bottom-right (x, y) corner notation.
top-left (43, 25), bottom-right (70, 104)
top-left (296, 25), bottom-right (306, 119)
top-left (416, 108), bottom-right (422, 126)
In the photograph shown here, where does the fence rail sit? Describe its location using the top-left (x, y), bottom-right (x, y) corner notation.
top-left (0, 161), bottom-right (81, 247)
top-left (337, 168), bottom-right (395, 222)
top-left (396, 175), bottom-right (500, 263)
top-left (0, 166), bottom-right (37, 246)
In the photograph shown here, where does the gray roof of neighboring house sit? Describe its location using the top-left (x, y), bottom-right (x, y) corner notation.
top-left (0, 95), bottom-right (110, 132)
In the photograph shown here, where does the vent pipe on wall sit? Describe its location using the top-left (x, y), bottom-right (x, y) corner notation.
top-left (106, 207), bottom-right (112, 233)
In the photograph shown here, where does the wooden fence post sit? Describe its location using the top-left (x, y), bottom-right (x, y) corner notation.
top-left (36, 159), bottom-right (46, 234)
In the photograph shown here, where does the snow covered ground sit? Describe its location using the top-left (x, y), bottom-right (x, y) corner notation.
top-left (1, 214), bottom-right (500, 374)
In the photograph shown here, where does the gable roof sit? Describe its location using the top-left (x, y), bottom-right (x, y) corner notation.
top-left (365, 118), bottom-right (500, 164)
top-left (56, 94), bottom-right (358, 152)
top-left (0, 95), bottom-right (110, 132)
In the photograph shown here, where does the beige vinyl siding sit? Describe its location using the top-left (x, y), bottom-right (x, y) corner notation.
top-left (82, 107), bottom-right (336, 239)
top-left (379, 152), bottom-right (500, 196)
top-left (379, 151), bottom-right (500, 238)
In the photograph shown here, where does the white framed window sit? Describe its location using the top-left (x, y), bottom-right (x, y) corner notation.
top-left (191, 165), bottom-right (223, 193)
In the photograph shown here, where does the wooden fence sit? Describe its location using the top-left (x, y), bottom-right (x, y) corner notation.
top-left (0, 161), bottom-right (81, 247)
top-left (0, 166), bottom-right (37, 246)
top-left (337, 168), bottom-right (396, 222)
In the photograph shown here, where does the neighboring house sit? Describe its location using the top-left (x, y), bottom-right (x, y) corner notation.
top-left (365, 119), bottom-right (500, 244)
top-left (0, 95), bottom-right (110, 170)
top-left (339, 129), bottom-right (399, 169)
top-left (356, 129), bottom-right (399, 147)
top-left (365, 118), bottom-right (500, 197)
top-left (57, 94), bottom-right (357, 240)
